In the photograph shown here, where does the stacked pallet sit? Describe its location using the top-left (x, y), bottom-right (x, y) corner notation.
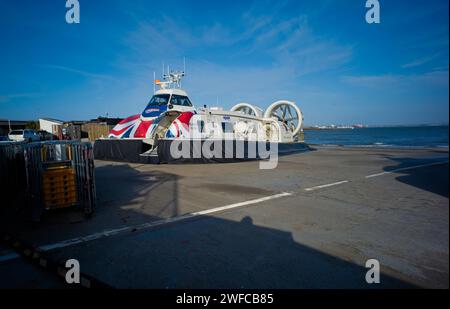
top-left (42, 167), bottom-right (77, 209)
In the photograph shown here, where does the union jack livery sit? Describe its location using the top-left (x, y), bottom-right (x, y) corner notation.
top-left (165, 111), bottom-right (194, 138)
top-left (109, 87), bottom-right (193, 139)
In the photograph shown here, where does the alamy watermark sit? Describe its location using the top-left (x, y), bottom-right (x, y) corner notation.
top-left (365, 0), bottom-right (381, 24)
top-left (65, 258), bottom-right (80, 284)
top-left (365, 259), bottom-right (381, 284)
top-left (169, 139), bottom-right (279, 169)
top-left (63, 1), bottom-right (380, 25)
top-left (168, 123), bottom-right (279, 169)
top-left (65, 0), bottom-right (80, 24)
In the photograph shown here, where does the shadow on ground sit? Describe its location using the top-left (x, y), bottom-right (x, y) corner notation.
top-left (68, 214), bottom-right (417, 288)
top-left (383, 156), bottom-right (449, 198)
top-left (1, 162), bottom-right (417, 288)
top-left (0, 163), bottom-right (180, 245)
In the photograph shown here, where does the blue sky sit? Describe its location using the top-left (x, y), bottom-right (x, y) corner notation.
top-left (0, 0), bottom-right (448, 125)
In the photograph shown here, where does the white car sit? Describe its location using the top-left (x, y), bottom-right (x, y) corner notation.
top-left (8, 129), bottom-right (41, 142)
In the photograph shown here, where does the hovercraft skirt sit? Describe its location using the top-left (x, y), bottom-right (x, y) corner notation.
top-left (94, 139), bottom-right (311, 164)
top-left (94, 139), bottom-right (157, 164)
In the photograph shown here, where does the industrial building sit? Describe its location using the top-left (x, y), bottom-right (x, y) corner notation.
top-left (0, 119), bottom-right (29, 136)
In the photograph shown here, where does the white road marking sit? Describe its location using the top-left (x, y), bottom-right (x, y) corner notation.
top-left (303, 161), bottom-right (449, 191)
top-left (0, 252), bottom-right (20, 262)
top-left (0, 192), bottom-right (292, 263)
top-left (365, 160), bottom-right (449, 178)
top-left (304, 180), bottom-right (349, 192)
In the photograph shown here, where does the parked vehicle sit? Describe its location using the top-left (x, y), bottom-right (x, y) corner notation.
top-left (8, 129), bottom-right (40, 142)
top-left (37, 130), bottom-right (55, 141)
top-left (0, 136), bottom-right (10, 142)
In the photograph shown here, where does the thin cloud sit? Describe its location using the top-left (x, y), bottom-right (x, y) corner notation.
top-left (341, 74), bottom-right (400, 86)
top-left (341, 69), bottom-right (449, 88)
top-left (121, 10), bottom-right (352, 78)
top-left (402, 54), bottom-right (439, 69)
top-left (38, 64), bottom-right (114, 80)
top-left (0, 92), bottom-right (40, 103)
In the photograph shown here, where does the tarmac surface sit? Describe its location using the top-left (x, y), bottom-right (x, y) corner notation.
top-left (0, 145), bottom-right (448, 288)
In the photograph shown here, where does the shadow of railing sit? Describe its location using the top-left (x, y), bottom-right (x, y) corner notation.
top-left (0, 163), bottom-right (180, 245)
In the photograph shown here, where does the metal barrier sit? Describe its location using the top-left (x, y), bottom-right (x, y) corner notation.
top-left (0, 141), bottom-right (96, 221)
top-left (0, 142), bottom-right (27, 210)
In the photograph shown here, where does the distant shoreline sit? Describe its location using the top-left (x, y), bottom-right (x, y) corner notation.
top-left (308, 143), bottom-right (449, 150)
top-left (303, 124), bottom-right (449, 130)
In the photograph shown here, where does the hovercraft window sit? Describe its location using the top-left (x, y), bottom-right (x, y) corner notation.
top-left (147, 94), bottom-right (170, 106)
top-left (170, 95), bottom-right (192, 107)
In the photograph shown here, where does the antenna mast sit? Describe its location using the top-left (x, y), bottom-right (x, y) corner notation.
top-left (155, 63), bottom-right (186, 90)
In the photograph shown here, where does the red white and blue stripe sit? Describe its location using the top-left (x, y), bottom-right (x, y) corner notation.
top-left (108, 104), bottom-right (167, 139)
top-left (165, 112), bottom-right (194, 138)
top-left (109, 105), bottom-right (194, 139)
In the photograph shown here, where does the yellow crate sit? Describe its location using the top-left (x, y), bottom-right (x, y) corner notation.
top-left (42, 167), bottom-right (78, 209)
top-left (43, 180), bottom-right (76, 190)
top-left (45, 198), bottom-right (77, 209)
top-left (45, 166), bottom-right (75, 173)
top-left (43, 178), bottom-right (73, 187)
top-left (43, 167), bottom-right (75, 176)
top-left (43, 190), bottom-right (77, 201)
top-left (43, 172), bottom-right (75, 180)
top-left (44, 193), bottom-right (77, 205)
top-left (43, 174), bottom-right (75, 185)
top-left (43, 169), bottom-right (75, 178)
top-left (43, 179), bottom-right (76, 190)
top-left (43, 186), bottom-right (76, 195)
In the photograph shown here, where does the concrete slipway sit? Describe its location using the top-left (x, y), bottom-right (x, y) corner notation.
top-left (0, 146), bottom-right (448, 288)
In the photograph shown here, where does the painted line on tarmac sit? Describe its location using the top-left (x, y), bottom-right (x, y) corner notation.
top-left (304, 180), bottom-right (350, 192)
top-left (303, 161), bottom-right (449, 191)
top-left (365, 160), bottom-right (449, 179)
top-left (1, 234), bottom-right (111, 288)
top-left (0, 192), bottom-right (292, 263)
top-left (0, 252), bottom-right (20, 262)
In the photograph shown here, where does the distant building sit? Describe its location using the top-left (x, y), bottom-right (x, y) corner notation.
top-left (1, 117), bottom-right (123, 140)
top-left (91, 117), bottom-right (123, 126)
top-left (64, 117), bottom-right (123, 141)
top-left (81, 117), bottom-right (123, 141)
top-left (39, 118), bottom-right (64, 136)
top-left (0, 120), bottom-right (29, 136)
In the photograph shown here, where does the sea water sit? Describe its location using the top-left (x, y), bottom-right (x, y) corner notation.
top-left (304, 126), bottom-right (449, 148)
